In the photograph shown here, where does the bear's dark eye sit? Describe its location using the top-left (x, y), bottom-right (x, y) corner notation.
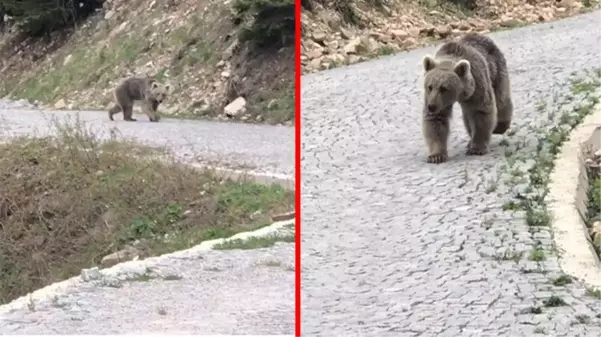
top-left (439, 86), bottom-right (447, 93)
top-left (428, 85), bottom-right (433, 91)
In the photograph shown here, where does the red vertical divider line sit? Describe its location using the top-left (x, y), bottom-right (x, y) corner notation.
top-left (294, 0), bottom-right (302, 336)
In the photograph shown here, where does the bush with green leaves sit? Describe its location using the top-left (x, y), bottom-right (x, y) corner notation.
top-left (233, 0), bottom-right (295, 49)
top-left (0, 0), bottom-right (103, 36)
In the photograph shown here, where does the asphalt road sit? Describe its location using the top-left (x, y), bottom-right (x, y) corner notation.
top-left (0, 101), bottom-right (294, 177)
top-left (301, 10), bottom-right (601, 337)
top-left (0, 241), bottom-right (295, 334)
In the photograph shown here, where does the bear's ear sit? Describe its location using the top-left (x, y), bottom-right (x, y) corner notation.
top-left (454, 60), bottom-right (471, 78)
top-left (164, 84), bottom-right (171, 92)
top-left (151, 81), bottom-right (159, 89)
top-left (422, 55), bottom-right (437, 72)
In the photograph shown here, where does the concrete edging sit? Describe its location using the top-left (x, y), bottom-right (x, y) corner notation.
top-left (191, 164), bottom-right (295, 191)
top-left (547, 104), bottom-right (601, 289)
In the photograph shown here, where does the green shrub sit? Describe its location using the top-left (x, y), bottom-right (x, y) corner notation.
top-left (233, 0), bottom-right (295, 49)
top-left (0, 0), bottom-right (103, 36)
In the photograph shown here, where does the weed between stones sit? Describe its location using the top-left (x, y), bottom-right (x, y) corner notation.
top-left (551, 275), bottom-right (573, 287)
top-left (543, 295), bottom-right (567, 307)
top-left (529, 247), bottom-right (546, 262)
top-left (585, 287), bottom-right (601, 299)
top-left (497, 68), bottom-right (601, 317)
top-left (501, 68), bottom-right (601, 220)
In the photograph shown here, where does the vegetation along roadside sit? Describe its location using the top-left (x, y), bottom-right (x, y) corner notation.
top-left (0, 118), bottom-right (295, 305)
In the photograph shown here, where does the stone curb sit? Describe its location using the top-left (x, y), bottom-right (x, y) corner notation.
top-left (0, 164), bottom-right (296, 315)
top-left (547, 103), bottom-right (601, 289)
top-left (190, 163), bottom-right (295, 191)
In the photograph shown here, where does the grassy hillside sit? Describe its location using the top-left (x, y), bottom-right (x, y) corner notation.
top-left (0, 0), bottom-right (294, 124)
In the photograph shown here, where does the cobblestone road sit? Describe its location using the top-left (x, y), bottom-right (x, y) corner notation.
top-left (301, 11), bottom-right (601, 337)
top-left (0, 101), bottom-right (295, 334)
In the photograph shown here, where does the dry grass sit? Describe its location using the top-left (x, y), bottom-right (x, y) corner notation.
top-left (0, 119), bottom-right (294, 304)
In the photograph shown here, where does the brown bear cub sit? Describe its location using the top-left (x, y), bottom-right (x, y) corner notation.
top-left (421, 33), bottom-right (513, 164)
top-left (108, 76), bottom-right (170, 122)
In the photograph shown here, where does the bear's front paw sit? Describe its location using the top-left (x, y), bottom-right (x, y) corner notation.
top-left (427, 154), bottom-right (448, 164)
top-left (466, 146), bottom-right (488, 156)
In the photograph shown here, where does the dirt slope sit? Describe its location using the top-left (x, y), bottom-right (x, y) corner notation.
top-left (0, 0), bottom-right (294, 125)
top-left (301, 0), bottom-right (599, 74)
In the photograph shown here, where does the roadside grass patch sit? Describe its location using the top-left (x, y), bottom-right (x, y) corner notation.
top-left (529, 247), bottom-right (546, 261)
top-left (500, 68), bottom-right (601, 258)
top-left (543, 295), bottom-right (567, 307)
top-left (551, 275), bottom-right (573, 286)
top-left (213, 233), bottom-right (295, 250)
top-left (0, 119), bottom-right (294, 305)
top-left (574, 314), bottom-right (591, 324)
top-left (585, 287), bottom-right (601, 299)
top-left (7, 36), bottom-right (148, 103)
top-left (253, 81), bottom-right (295, 124)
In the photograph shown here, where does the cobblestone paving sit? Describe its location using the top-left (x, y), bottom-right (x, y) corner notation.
top-left (300, 11), bottom-right (601, 337)
top-left (0, 101), bottom-right (295, 334)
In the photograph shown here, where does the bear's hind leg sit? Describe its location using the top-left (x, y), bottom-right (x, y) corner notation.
top-left (123, 104), bottom-right (137, 121)
top-left (108, 104), bottom-right (122, 121)
top-left (493, 75), bottom-right (513, 134)
top-left (461, 109), bottom-right (474, 150)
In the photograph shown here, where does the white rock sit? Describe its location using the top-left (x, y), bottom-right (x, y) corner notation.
top-left (54, 99), bottom-right (66, 109)
top-left (81, 267), bottom-right (102, 282)
top-left (306, 49), bottom-right (323, 59)
top-left (390, 29), bottom-right (409, 40)
top-left (312, 31), bottom-right (327, 42)
top-left (343, 37), bottom-right (361, 55)
top-left (63, 54), bottom-right (73, 66)
top-left (224, 97), bottom-right (246, 117)
top-left (104, 10), bottom-right (115, 20)
top-left (592, 221), bottom-right (600, 238)
top-left (100, 246), bottom-right (139, 268)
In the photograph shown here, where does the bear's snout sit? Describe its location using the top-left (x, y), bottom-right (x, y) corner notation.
top-left (427, 104), bottom-right (437, 112)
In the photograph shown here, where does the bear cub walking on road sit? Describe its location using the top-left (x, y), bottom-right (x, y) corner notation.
top-left (108, 76), bottom-right (170, 122)
top-left (421, 33), bottom-right (513, 164)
